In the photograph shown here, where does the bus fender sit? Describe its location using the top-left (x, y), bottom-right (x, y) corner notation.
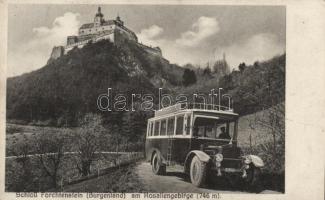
top-left (248, 155), bottom-right (264, 168)
top-left (184, 150), bottom-right (211, 174)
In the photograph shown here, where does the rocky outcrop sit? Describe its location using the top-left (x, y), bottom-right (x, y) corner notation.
top-left (47, 46), bottom-right (64, 64)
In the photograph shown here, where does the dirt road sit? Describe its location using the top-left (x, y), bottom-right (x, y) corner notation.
top-left (60, 161), bottom-right (281, 193)
top-left (135, 162), bottom-right (282, 194)
top-left (135, 162), bottom-right (254, 193)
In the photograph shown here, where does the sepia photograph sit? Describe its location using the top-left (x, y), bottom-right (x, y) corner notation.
top-left (5, 3), bottom-right (287, 194)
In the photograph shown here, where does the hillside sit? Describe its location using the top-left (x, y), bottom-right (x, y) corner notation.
top-left (7, 37), bottom-right (285, 127)
top-left (6, 40), bottom-right (184, 126)
top-left (177, 54), bottom-right (285, 115)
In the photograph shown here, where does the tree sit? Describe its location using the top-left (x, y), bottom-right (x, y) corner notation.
top-left (248, 103), bottom-right (284, 172)
top-left (106, 111), bottom-right (125, 166)
top-left (126, 110), bottom-right (148, 151)
top-left (182, 68), bottom-right (197, 86)
top-left (121, 113), bottom-right (131, 151)
top-left (246, 77), bottom-right (285, 173)
top-left (203, 66), bottom-right (212, 76)
top-left (9, 135), bottom-right (34, 191)
top-left (11, 134), bottom-right (31, 170)
top-left (35, 132), bottom-right (66, 188)
top-left (253, 61), bottom-right (260, 68)
top-left (74, 113), bottom-right (105, 176)
top-left (238, 62), bottom-right (246, 72)
top-left (213, 60), bottom-right (230, 76)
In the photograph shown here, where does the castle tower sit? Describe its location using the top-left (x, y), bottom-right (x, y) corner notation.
top-left (94, 6), bottom-right (104, 27)
top-left (115, 13), bottom-right (124, 26)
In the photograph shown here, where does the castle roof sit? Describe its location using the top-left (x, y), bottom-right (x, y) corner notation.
top-left (80, 23), bottom-right (94, 29)
top-left (79, 20), bottom-right (121, 30)
top-left (102, 20), bottom-right (116, 26)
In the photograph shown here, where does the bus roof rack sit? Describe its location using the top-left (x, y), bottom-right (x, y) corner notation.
top-left (154, 103), bottom-right (234, 117)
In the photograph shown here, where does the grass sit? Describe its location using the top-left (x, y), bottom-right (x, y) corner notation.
top-left (58, 162), bottom-right (148, 193)
top-left (6, 124), bottom-right (76, 156)
top-left (6, 123), bottom-right (72, 135)
top-left (5, 152), bottom-right (142, 192)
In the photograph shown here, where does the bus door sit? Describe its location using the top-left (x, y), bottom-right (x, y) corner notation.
top-left (172, 113), bottom-right (192, 164)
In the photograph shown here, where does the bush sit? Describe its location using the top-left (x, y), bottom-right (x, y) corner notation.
top-left (182, 68), bottom-right (197, 86)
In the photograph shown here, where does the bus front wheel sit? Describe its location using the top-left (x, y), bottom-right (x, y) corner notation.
top-left (190, 155), bottom-right (207, 187)
top-left (152, 152), bottom-right (166, 175)
top-left (246, 165), bottom-right (263, 193)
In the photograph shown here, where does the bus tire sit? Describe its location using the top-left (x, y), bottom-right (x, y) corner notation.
top-left (152, 152), bottom-right (166, 175)
top-left (190, 155), bottom-right (207, 187)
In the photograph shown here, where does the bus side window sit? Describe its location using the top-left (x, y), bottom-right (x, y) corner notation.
top-left (151, 122), bottom-right (154, 136)
top-left (160, 119), bottom-right (167, 136)
top-left (185, 114), bottom-right (191, 135)
top-left (154, 121), bottom-right (160, 136)
top-left (228, 122), bottom-right (235, 138)
top-left (167, 117), bottom-right (175, 136)
top-left (147, 122), bottom-right (151, 136)
top-left (176, 115), bottom-right (184, 135)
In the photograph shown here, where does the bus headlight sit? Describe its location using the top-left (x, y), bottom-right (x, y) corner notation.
top-left (215, 153), bottom-right (223, 162)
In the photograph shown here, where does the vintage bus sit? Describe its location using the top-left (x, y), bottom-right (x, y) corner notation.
top-left (145, 103), bottom-right (264, 188)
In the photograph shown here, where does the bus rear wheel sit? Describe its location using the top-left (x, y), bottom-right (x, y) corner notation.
top-left (152, 152), bottom-right (166, 175)
top-left (190, 156), bottom-right (207, 187)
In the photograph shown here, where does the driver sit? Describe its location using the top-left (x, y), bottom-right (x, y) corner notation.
top-left (219, 127), bottom-right (231, 139)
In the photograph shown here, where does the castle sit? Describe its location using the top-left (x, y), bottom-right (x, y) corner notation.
top-left (49, 7), bottom-right (162, 61)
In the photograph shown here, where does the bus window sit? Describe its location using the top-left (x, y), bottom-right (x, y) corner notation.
top-left (228, 122), bottom-right (235, 138)
top-left (193, 117), bottom-right (235, 140)
top-left (185, 114), bottom-right (191, 135)
top-left (216, 122), bottom-right (234, 139)
top-left (160, 119), bottom-right (167, 136)
top-left (147, 122), bottom-right (152, 136)
top-left (193, 118), bottom-right (217, 138)
top-left (154, 121), bottom-right (160, 136)
top-left (151, 122), bottom-right (154, 136)
top-left (197, 126), bottom-right (206, 137)
top-left (205, 126), bottom-right (214, 138)
top-left (167, 117), bottom-right (175, 135)
top-left (176, 115), bottom-right (184, 135)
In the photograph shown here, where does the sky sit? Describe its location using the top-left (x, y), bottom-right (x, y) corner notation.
top-left (7, 4), bottom-right (285, 77)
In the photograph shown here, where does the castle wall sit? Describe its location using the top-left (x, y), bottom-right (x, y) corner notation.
top-left (67, 36), bottom-right (78, 45)
top-left (50, 46), bottom-right (64, 60)
top-left (115, 26), bottom-right (137, 42)
top-left (94, 32), bottom-right (115, 43)
top-left (78, 34), bottom-right (94, 42)
top-left (144, 47), bottom-right (162, 57)
top-left (79, 24), bottom-right (116, 36)
top-left (79, 24), bottom-right (136, 42)
top-left (136, 42), bottom-right (162, 57)
top-left (64, 32), bottom-right (115, 53)
top-left (63, 31), bottom-right (161, 58)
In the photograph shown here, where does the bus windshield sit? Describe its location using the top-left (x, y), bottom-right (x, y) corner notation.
top-left (192, 117), bottom-right (236, 140)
